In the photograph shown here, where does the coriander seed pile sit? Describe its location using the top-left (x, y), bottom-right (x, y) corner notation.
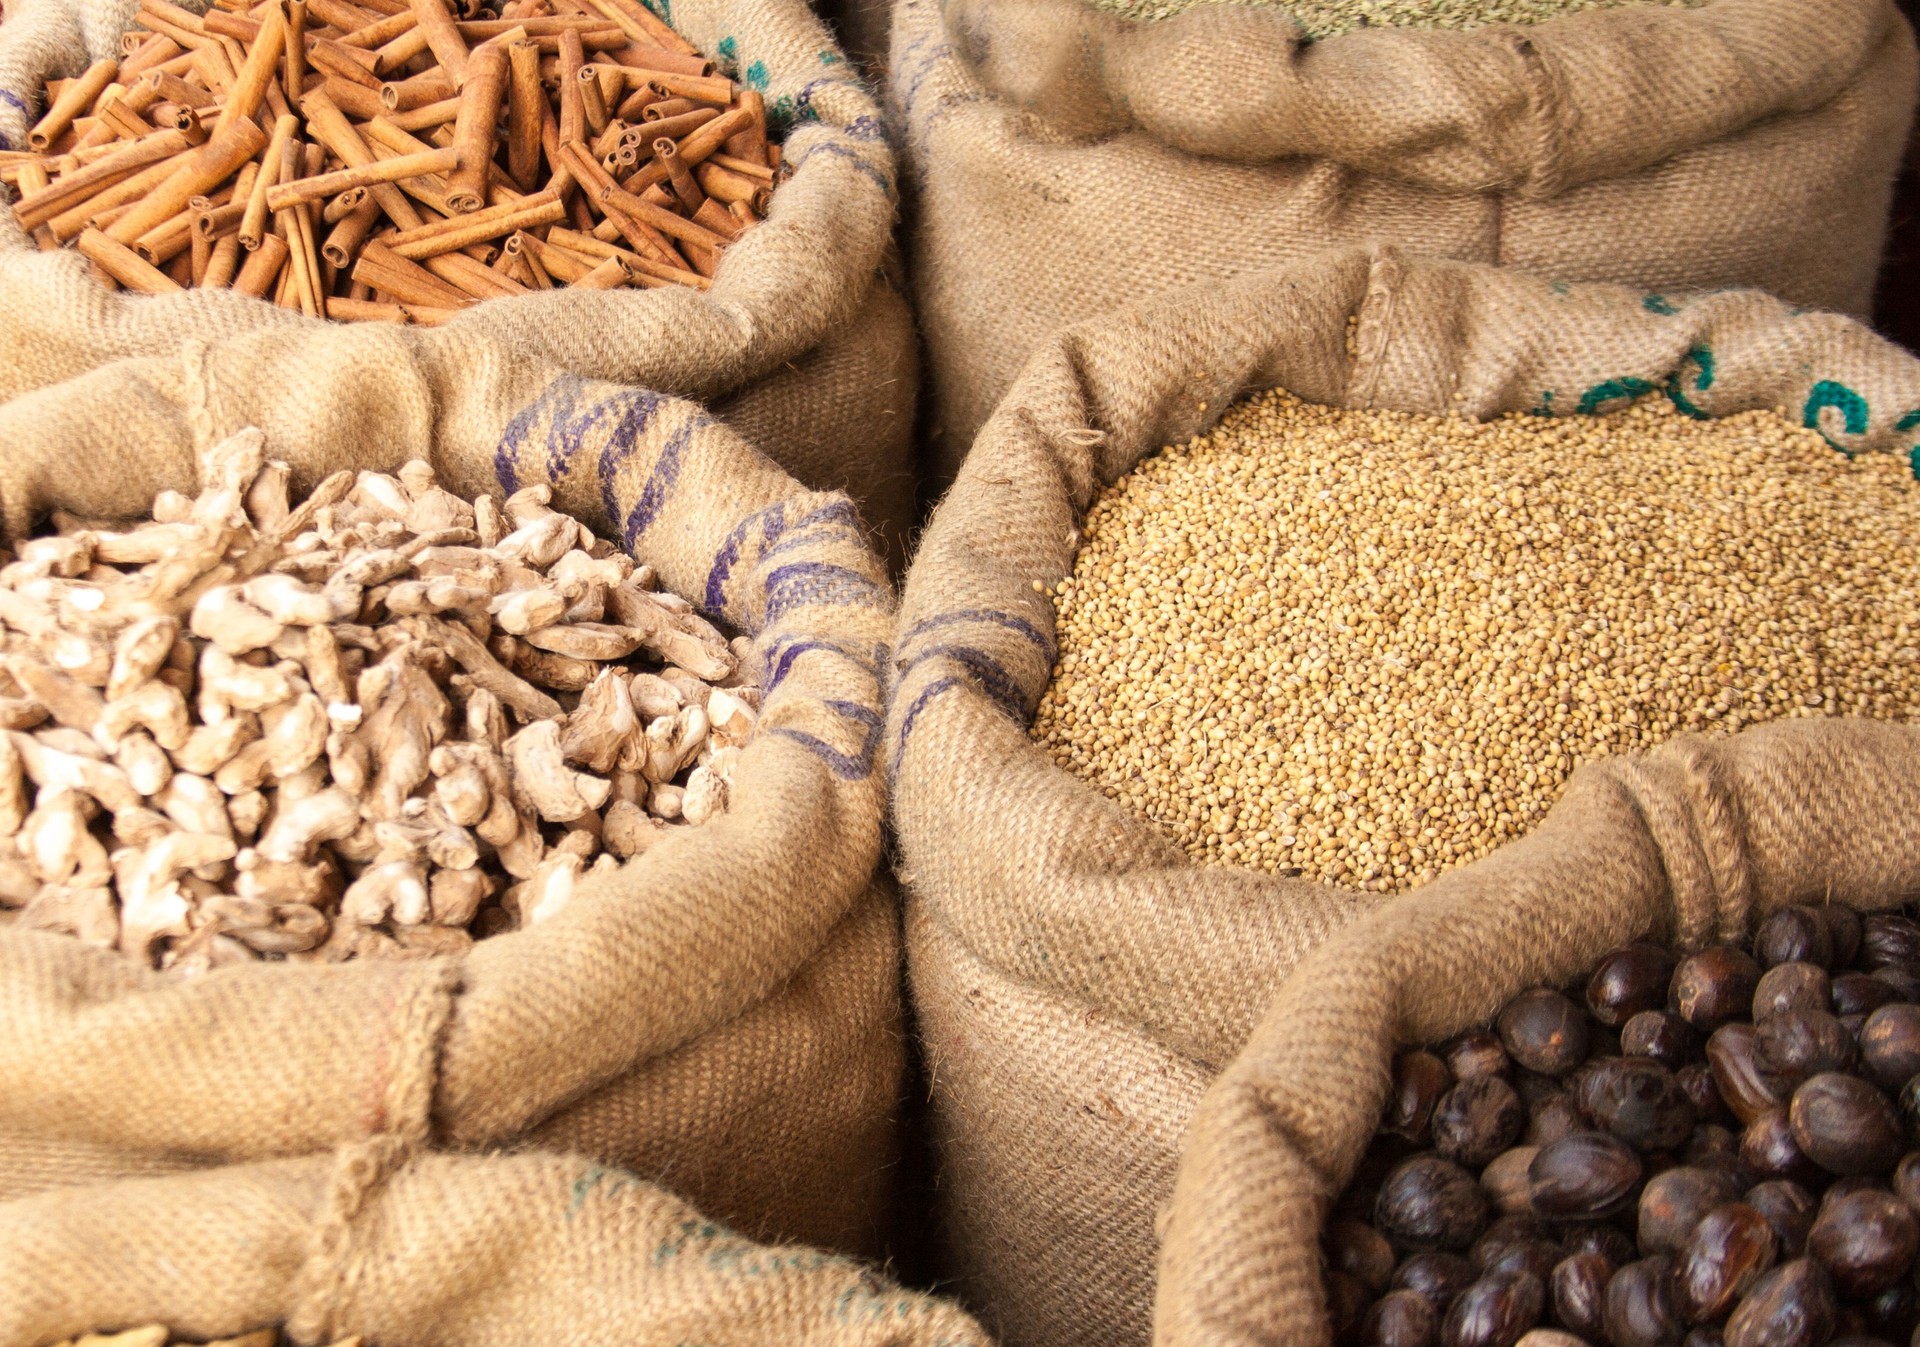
top-left (1032, 392), bottom-right (1920, 893)
top-left (1081, 0), bottom-right (1702, 40)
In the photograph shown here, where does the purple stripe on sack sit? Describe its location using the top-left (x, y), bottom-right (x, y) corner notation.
top-left (763, 561), bottom-right (884, 622)
top-left (762, 634), bottom-right (882, 694)
top-left (0, 89), bottom-right (28, 119)
top-left (604, 402), bottom-right (696, 548)
top-left (770, 699), bottom-right (881, 780)
top-left (789, 140), bottom-right (892, 195)
top-left (898, 607), bottom-right (1055, 660)
top-left (704, 502), bottom-right (786, 613)
top-left (495, 376), bottom-right (669, 507)
top-left (578, 390), bottom-right (665, 502)
top-left (898, 643), bottom-right (1029, 723)
top-left (704, 498), bottom-right (867, 614)
top-left (889, 675), bottom-right (962, 777)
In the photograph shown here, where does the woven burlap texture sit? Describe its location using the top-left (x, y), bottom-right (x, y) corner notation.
top-left (889, 244), bottom-right (1920, 1347)
top-left (889, 0), bottom-right (1918, 476)
top-left (0, 0), bottom-right (918, 561)
top-left (0, 1142), bottom-right (995, 1346)
top-left (1157, 719), bottom-right (1920, 1347)
top-left (0, 363), bottom-right (901, 1258)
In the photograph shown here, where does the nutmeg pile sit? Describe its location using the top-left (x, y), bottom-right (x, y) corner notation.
top-left (1330, 904), bottom-right (1920, 1347)
top-left (0, 429), bottom-right (758, 968)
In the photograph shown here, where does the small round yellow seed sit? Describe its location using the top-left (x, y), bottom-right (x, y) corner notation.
top-left (1032, 391), bottom-right (1920, 894)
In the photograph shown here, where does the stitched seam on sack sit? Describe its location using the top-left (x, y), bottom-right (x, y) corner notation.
top-left (1613, 755), bottom-right (1719, 950)
top-left (1349, 248), bottom-right (1404, 409)
top-left (383, 959), bottom-right (463, 1145)
top-left (285, 1135), bottom-right (417, 1344)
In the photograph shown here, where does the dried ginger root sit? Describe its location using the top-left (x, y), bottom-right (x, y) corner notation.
top-left (0, 429), bottom-right (759, 968)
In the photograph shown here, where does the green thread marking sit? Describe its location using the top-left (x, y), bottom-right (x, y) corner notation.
top-left (1802, 379), bottom-right (1870, 452)
top-left (1662, 345), bottom-right (1715, 420)
top-left (1576, 376), bottom-right (1657, 416)
top-left (716, 35), bottom-right (737, 68)
top-left (1530, 389), bottom-right (1557, 417)
top-left (1642, 294), bottom-right (1678, 316)
top-left (1910, 446), bottom-right (1920, 482)
top-left (1894, 409), bottom-right (1920, 433)
top-left (819, 49), bottom-right (843, 63)
top-left (1548, 280), bottom-right (1570, 296)
top-left (745, 59), bottom-right (770, 90)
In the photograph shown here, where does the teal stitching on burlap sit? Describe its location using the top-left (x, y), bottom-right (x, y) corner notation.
top-left (1643, 294), bottom-right (1678, 316)
top-left (1663, 346), bottom-right (1715, 420)
top-left (1802, 380), bottom-right (1870, 453)
top-left (1576, 377), bottom-right (1658, 415)
top-left (1897, 411), bottom-right (1920, 479)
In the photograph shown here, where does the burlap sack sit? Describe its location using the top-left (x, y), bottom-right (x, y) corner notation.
top-left (1152, 719), bottom-right (1920, 1347)
top-left (0, 1141), bottom-right (994, 1346)
top-left (889, 0), bottom-right (1919, 477)
top-left (889, 244), bottom-right (1920, 1347)
top-left (0, 342), bottom-right (900, 1256)
top-left (0, 0), bottom-right (917, 562)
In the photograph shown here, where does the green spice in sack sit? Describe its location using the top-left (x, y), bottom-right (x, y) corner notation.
top-left (1033, 391), bottom-right (1920, 893)
top-left (1082, 0), bottom-right (1705, 38)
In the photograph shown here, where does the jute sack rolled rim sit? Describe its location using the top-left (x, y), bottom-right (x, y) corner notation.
top-left (0, 331), bottom-right (895, 1175)
top-left (0, 0), bottom-right (897, 407)
top-left (889, 241), bottom-right (1920, 1123)
top-left (0, 1140), bottom-right (994, 1347)
top-left (926, 0), bottom-right (1907, 195)
top-left (1155, 720), bottom-right (1920, 1346)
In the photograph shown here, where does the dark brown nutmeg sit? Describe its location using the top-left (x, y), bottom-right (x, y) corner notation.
top-left (1637, 1166), bottom-right (1744, 1257)
top-left (1894, 1153), bottom-right (1920, 1216)
top-left (1524, 1093), bottom-right (1586, 1149)
top-left (1526, 1132), bottom-right (1643, 1221)
top-left (1753, 1009), bottom-right (1858, 1097)
top-left (1674, 1202), bottom-right (1779, 1323)
top-left (1444, 1032), bottom-right (1512, 1082)
top-left (1378, 1156), bottom-right (1491, 1251)
top-left (1823, 904), bottom-right (1863, 968)
top-left (1833, 972), bottom-right (1898, 1018)
top-left (1741, 1108), bottom-right (1824, 1186)
top-left (1328, 1217), bottom-right (1399, 1297)
top-left (1861, 1004), bottom-right (1920, 1093)
top-left (1753, 962), bottom-right (1834, 1021)
top-left (1589, 944), bottom-right (1679, 1028)
top-left (1362, 1288), bottom-right (1440, 1347)
top-left (1755, 907), bottom-right (1837, 970)
top-left (1724, 1259), bottom-right (1836, 1347)
top-left (1676, 1062), bottom-right (1734, 1127)
top-left (1440, 1270), bottom-right (1543, 1347)
top-left (1388, 1050), bottom-right (1457, 1143)
top-left (1790, 1072), bottom-right (1905, 1177)
top-left (1392, 1251), bottom-right (1479, 1311)
top-left (1744, 1180), bottom-right (1818, 1260)
top-left (1481, 1147), bottom-right (1541, 1217)
top-left (1433, 1076), bottom-right (1526, 1169)
top-left (1705, 1024), bottom-right (1782, 1126)
top-left (1623, 1011), bottom-right (1699, 1070)
top-left (1549, 1252), bottom-right (1612, 1340)
top-left (1670, 947), bottom-right (1762, 1031)
top-left (1584, 1056), bottom-right (1696, 1152)
top-left (1807, 1189), bottom-right (1920, 1299)
top-left (1603, 1256), bottom-right (1685, 1347)
top-left (1561, 1222), bottom-right (1638, 1267)
top-left (1497, 988), bottom-right (1590, 1078)
top-left (1859, 913), bottom-right (1920, 974)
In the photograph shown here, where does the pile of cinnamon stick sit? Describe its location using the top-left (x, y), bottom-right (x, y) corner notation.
top-left (0, 0), bottom-right (779, 321)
